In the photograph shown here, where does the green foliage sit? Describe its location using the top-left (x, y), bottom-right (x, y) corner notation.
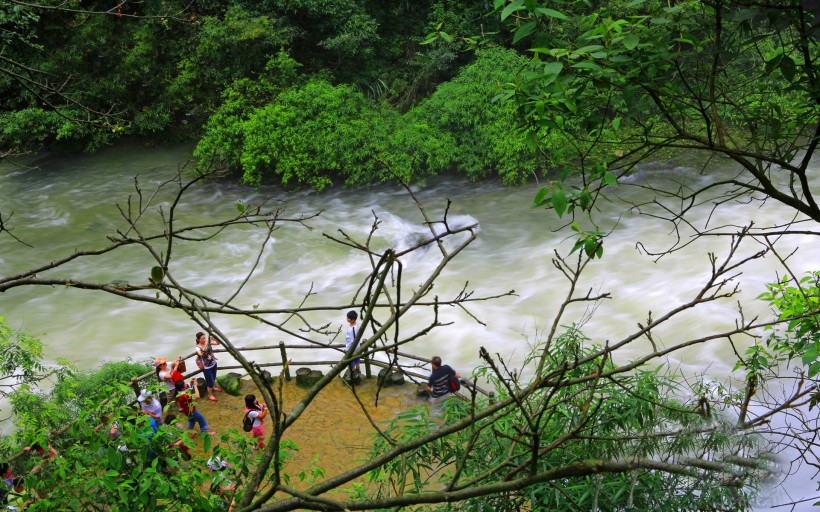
top-left (10, 359), bottom-right (151, 434)
top-left (235, 79), bottom-right (387, 189)
top-left (196, 46), bottom-right (546, 189)
top-left (168, 5), bottom-right (294, 116)
top-left (740, 271), bottom-right (820, 381)
top-left (0, 108), bottom-right (87, 153)
top-left (408, 47), bottom-right (546, 184)
top-left (0, 317), bottom-right (68, 400)
top-left (493, 0), bottom-right (820, 255)
top-left (0, 324), bottom-right (309, 510)
top-left (365, 326), bottom-right (762, 511)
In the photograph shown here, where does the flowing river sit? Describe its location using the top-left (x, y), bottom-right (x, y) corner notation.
top-left (1, 143), bottom-right (818, 507)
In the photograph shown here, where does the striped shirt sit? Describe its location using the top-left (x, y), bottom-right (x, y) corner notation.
top-left (428, 365), bottom-right (456, 398)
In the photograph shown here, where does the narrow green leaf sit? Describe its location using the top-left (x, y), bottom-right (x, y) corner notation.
top-left (603, 171), bottom-right (617, 186)
top-left (543, 61), bottom-right (563, 75)
top-left (439, 31), bottom-right (453, 42)
top-left (534, 186), bottom-right (550, 207)
top-left (579, 188), bottom-right (592, 210)
top-left (780, 56), bottom-right (797, 81)
top-left (501, 0), bottom-right (525, 21)
top-left (584, 238), bottom-right (597, 257)
top-left (512, 21), bottom-right (537, 44)
top-left (535, 7), bottom-right (569, 20)
top-left (552, 189), bottom-right (568, 217)
top-left (571, 61), bottom-right (602, 71)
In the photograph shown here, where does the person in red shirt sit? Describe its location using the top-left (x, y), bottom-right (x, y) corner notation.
top-left (175, 380), bottom-right (214, 437)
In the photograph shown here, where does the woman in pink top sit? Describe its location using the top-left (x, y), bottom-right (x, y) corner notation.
top-left (244, 394), bottom-right (267, 449)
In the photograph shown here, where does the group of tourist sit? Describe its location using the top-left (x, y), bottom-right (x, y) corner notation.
top-left (148, 331), bottom-right (268, 450)
top-left (0, 442), bottom-right (58, 510)
top-left (0, 314), bottom-right (464, 511)
top-left (146, 332), bottom-right (221, 434)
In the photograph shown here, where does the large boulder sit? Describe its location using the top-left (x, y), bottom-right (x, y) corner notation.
top-left (217, 373), bottom-right (242, 396)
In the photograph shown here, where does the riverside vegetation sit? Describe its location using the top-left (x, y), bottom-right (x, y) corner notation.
top-left (1, 1), bottom-right (820, 511)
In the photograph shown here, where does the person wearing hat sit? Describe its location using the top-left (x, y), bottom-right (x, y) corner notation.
top-left (137, 389), bottom-right (164, 425)
top-left (155, 357), bottom-right (184, 402)
top-left (207, 456), bottom-right (235, 510)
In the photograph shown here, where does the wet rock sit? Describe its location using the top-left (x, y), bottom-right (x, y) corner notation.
top-left (378, 369), bottom-right (405, 386)
top-left (296, 367), bottom-right (323, 388)
top-left (416, 385), bottom-right (430, 399)
top-left (261, 370), bottom-right (274, 385)
top-left (217, 373), bottom-right (242, 396)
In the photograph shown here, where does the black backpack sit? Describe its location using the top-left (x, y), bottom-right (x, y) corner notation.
top-left (242, 411), bottom-right (253, 432)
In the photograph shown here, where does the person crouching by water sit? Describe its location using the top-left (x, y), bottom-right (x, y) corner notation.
top-left (428, 356), bottom-right (460, 401)
top-left (244, 395), bottom-right (267, 450)
top-left (196, 332), bottom-right (222, 401)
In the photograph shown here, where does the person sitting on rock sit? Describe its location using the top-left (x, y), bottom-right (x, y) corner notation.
top-left (427, 356), bottom-right (460, 400)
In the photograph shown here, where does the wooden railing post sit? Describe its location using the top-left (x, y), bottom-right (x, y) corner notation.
top-left (131, 378), bottom-right (141, 398)
top-left (279, 341), bottom-right (291, 381)
top-left (364, 356), bottom-right (372, 378)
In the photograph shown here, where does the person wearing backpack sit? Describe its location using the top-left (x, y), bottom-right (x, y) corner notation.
top-left (244, 394), bottom-right (267, 449)
top-left (427, 356), bottom-right (461, 400)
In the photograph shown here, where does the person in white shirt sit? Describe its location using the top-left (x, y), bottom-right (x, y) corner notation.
top-left (345, 310), bottom-right (361, 379)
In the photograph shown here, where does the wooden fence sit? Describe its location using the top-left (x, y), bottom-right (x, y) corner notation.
top-left (128, 342), bottom-right (495, 400)
top-left (5, 343), bottom-right (493, 464)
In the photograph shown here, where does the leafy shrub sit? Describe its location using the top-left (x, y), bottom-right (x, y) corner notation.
top-left (407, 46), bottom-right (546, 184)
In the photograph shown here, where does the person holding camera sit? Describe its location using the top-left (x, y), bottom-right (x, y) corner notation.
top-left (196, 332), bottom-right (221, 401)
top-left (244, 394), bottom-right (267, 450)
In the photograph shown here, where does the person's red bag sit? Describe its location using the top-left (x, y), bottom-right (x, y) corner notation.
top-left (171, 370), bottom-right (186, 383)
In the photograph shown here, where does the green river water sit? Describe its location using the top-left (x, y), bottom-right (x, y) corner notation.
top-left (1, 143), bottom-right (818, 507)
